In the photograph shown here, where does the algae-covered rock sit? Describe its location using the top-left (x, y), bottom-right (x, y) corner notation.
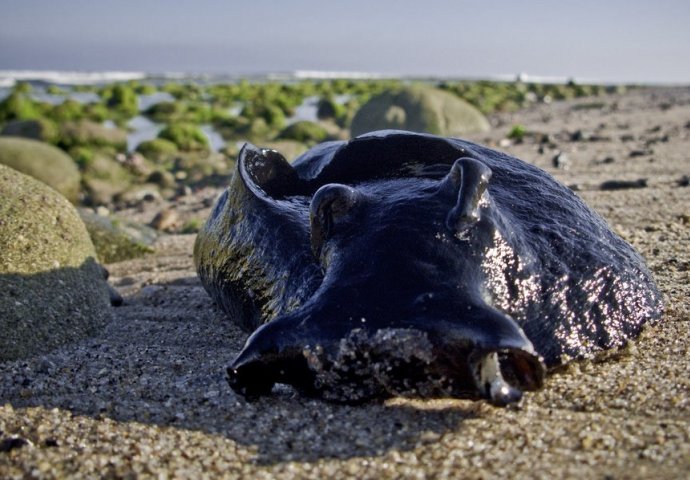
top-left (79, 209), bottom-right (156, 263)
top-left (171, 151), bottom-right (231, 183)
top-left (278, 121), bottom-right (329, 144)
top-left (59, 120), bottom-right (128, 150)
top-left (316, 97), bottom-right (345, 121)
top-left (135, 138), bottom-right (179, 163)
top-left (350, 86), bottom-right (490, 137)
top-left (158, 123), bottom-right (209, 152)
top-left (0, 137), bottom-right (81, 203)
top-left (102, 84), bottom-right (139, 118)
top-left (79, 151), bottom-right (135, 206)
top-left (0, 92), bottom-right (43, 123)
top-left (1, 118), bottom-right (59, 143)
top-left (0, 164), bottom-right (110, 361)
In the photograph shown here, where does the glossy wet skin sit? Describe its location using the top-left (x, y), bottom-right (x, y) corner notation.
top-left (194, 130), bottom-right (663, 405)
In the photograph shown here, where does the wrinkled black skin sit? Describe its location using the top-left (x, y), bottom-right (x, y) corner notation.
top-left (194, 130), bottom-right (663, 403)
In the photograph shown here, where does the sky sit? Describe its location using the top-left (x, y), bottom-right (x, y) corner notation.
top-left (1, 0), bottom-right (689, 83)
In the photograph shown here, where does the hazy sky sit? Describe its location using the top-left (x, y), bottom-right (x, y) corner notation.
top-left (1, 0), bottom-right (689, 83)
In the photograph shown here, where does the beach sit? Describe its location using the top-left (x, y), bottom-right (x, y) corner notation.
top-left (1, 86), bottom-right (689, 479)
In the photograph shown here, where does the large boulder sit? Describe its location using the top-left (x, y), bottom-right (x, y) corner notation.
top-left (350, 86), bottom-right (490, 137)
top-left (0, 164), bottom-right (111, 361)
top-left (0, 136), bottom-right (81, 203)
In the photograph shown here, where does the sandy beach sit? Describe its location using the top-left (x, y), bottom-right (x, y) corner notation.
top-left (1, 86), bottom-right (689, 478)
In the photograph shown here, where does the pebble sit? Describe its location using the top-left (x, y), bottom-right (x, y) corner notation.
top-left (149, 208), bottom-right (180, 232)
top-left (96, 206), bottom-right (111, 217)
top-left (552, 152), bottom-right (570, 169)
top-left (0, 436), bottom-right (32, 452)
top-left (629, 148), bottom-right (653, 157)
top-left (600, 179), bottom-right (648, 190)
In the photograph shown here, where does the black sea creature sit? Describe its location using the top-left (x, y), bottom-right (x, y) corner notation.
top-left (194, 130), bottom-right (663, 405)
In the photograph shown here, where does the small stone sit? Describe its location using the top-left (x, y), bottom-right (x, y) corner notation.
top-left (581, 435), bottom-right (595, 450)
top-left (96, 206), bottom-right (111, 217)
top-left (0, 436), bottom-right (32, 452)
top-left (109, 285), bottom-right (124, 307)
top-left (570, 130), bottom-right (588, 141)
top-left (150, 209), bottom-right (180, 232)
top-left (176, 185), bottom-right (193, 198)
top-left (600, 179), bottom-right (648, 191)
top-left (43, 438), bottom-right (59, 448)
top-left (629, 149), bottom-right (653, 157)
top-left (552, 152), bottom-right (570, 169)
top-left (37, 357), bottom-right (56, 374)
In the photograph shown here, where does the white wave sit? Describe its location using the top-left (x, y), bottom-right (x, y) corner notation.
top-left (0, 70), bottom-right (146, 85)
top-left (489, 72), bottom-right (610, 85)
top-left (288, 70), bottom-right (396, 80)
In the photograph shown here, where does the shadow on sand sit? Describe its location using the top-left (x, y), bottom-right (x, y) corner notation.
top-left (0, 273), bottom-right (484, 464)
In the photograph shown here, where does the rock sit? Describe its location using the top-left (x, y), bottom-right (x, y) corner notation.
top-left (158, 124), bottom-right (209, 152)
top-left (80, 152), bottom-right (136, 206)
top-left (114, 184), bottom-right (163, 208)
top-left (552, 152), bottom-right (570, 169)
top-left (78, 209), bottom-right (156, 264)
top-left (597, 156), bottom-right (616, 164)
top-left (318, 120), bottom-right (349, 141)
top-left (350, 86), bottom-right (490, 137)
top-left (629, 149), bottom-right (653, 158)
top-left (119, 152), bottom-right (154, 177)
top-left (147, 169), bottom-right (177, 189)
top-left (171, 152), bottom-right (232, 183)
top-left (277, 121), bottom-right (329, 143)
top-left (0, 136), bottom-right (81, 203)
top-left (1, 119), bottom-right (59, 143)
top-left (0, 164), bottom-right (110, 361)
top-left (136, 138), bottom-right (179, 164)
top-left (58, 120), bottom-right (127, 150)
top-left (150, 208), bottom-right (180, 232)
top-left (0, 436), bottom-right (32, 452)
top-left (569, 129), bottom-right (610, 142)
top-left (316, 97), bottom-right (344, 120)
top-left (600, 178), bottom-right (648, 190)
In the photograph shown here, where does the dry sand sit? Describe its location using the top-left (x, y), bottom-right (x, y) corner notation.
top-left (1, 87), bottom-right (689, 479)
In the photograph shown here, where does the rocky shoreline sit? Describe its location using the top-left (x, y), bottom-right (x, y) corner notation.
top-left (1, 87), bottom-right (689, 478)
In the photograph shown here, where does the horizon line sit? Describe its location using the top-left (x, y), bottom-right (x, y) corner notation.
top-left (0, 69), bottom-right (688, 88)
